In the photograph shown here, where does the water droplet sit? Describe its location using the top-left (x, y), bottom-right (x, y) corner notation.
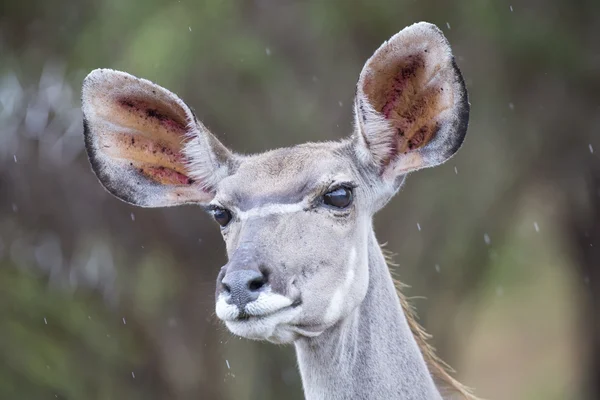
top-left (265, 47), bottom-right (271, 56)
top-left (496, 286), bottom-right (504, 296)
top-left (446, 22), bottom-right (451, 29)
top-left (11, 203), bottom-right (18, 213)
top-left (44, 317), bottom-right (47, 324)
top-left (130, 213), bottom-right (135, 221)
top-left (589, 144), bottom-right (594, 154)
top-left (533, 222), bottom-right (539, 232)
top-left (226, 359), bottom-right (231, 369)
top-left (13, 155), bottom-right (17, 163)
top-left (188, 27), bottom-right (192, 32)
top-left (584, 276), bottom-right (590, 285)
top-left (435, 264), bottom-right (441, 273)
top-left (508, 102), bottom-right (514, 110)
top-left (484, 233), bottom-right (491, 245)
top-left (338, 101), bottom-right (343, 107)
top-left (122, 317), bottom-right (127, 325)
top-left (417, 223), bottom-right (421, 231)
top-left (131, 371), bottom-right (136, 379)
top-left (510, 5), bottom-right (513, 11)
top-left (454, 166), bottom-right (458, 174)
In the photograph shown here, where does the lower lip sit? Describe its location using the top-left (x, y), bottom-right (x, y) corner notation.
top-left (235, 306), bottom-right (295, 322)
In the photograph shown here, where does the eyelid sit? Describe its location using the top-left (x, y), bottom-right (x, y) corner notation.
top-left (325, 181), bottom-right (357, 193)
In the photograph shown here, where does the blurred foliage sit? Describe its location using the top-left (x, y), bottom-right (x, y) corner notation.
top-left (1, 0), bottom-right (600, 399)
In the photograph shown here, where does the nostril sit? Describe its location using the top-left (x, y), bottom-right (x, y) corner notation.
top-left (222, 282), bottom-right (231, 294)
top-left (248, 276), bottom-right (266, 292)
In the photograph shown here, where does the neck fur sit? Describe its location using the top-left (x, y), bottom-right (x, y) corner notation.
top-left (294, 230), bottom-right (442, 400)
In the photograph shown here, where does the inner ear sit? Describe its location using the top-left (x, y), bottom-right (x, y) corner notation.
top-left (361, 52), bottom-right (445, 154)
top-left (90, 93), bottom-right (193, 186)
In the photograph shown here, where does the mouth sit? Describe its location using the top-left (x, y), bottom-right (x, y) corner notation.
top-left (216, 293), bottom-right (303, 343)
top-left (235, 298), bottom-right (302, 322)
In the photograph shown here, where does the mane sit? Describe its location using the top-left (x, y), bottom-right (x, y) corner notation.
top-left (381, 245), bottom-right (482, 400)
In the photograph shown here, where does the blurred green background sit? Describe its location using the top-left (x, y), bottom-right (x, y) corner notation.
top-left (1, 0), bottom-right (599, 399)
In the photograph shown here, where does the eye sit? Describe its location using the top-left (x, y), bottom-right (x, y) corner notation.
top-left (323, 186), bottom-right (353, 209)
top-left (212, 207), bottom-right (232, 227)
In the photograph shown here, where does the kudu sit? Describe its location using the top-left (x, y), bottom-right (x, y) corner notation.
top-left (81, 22), bottom-right (476, 399)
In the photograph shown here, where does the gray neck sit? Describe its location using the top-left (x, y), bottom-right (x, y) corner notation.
top-left (294, 230), bottom-right (441, 400)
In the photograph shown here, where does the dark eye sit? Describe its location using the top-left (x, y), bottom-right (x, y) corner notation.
top-left (323, 186), bottom-right (353, 209)
top-left (212, 208), bottom-right (232, 227)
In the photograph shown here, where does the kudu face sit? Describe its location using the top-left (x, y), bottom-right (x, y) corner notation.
top-left (81, 22), bottom-right (468, 344)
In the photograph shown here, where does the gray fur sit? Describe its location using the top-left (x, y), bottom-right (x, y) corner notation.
top-left (295, 230), bottom-right (442, 400)
top-left (81, 21), bottom-right (470, 399)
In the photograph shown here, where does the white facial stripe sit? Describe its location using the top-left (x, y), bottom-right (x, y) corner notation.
top-left (215, 294), bottom-right (239, 321)
top-left (236, 202), bottom-right (305, 220)
top-left (324, 247), bottom-right (357, 323)
top-left (245, 289), bottom-right (294, 316)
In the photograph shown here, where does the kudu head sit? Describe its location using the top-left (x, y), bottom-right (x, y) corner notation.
top-left (81, 22), bottom-right (468, 344)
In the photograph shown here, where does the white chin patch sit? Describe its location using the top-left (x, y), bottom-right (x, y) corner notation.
top-left (216, 289), bottom-right (301, 343)
top-left (225, 307), bottom-right (302, 343)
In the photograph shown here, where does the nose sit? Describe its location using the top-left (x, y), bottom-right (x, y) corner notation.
top-left (221, 270), bottom-right (268, 310)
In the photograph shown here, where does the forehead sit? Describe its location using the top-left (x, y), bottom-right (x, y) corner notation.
top-left (216, 142), bottom-right (353, 207)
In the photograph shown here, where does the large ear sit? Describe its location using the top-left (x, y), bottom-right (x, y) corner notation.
top-left (353, 22), bottom-right (469, 180)
top-left (81, 69), bottom-right (233, 207)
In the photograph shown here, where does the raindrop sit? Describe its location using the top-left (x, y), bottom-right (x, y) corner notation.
top-left (265, 47), bottom-right (271, 56)
top-left (122, 317), bottom-right (127, 325)
top-left (584, 276), bottom-right (590, 285)
top-left (496, 286), bottom-right (504, 296)
top-left (454, 166), bottom-right (458, 174)
top-left (131, 371), bottom-right (136, 379)
top-left (130, 213), bottom-right (135, 221)
top-left (88, 316), bottom-right (92, 320)
top-left (312, 76), bottom-right (318, 82)
top-left (589, 144), bottom-right (594, 154)
top-left (417, 223), bottom-right (421, 231)
top-left (44, 317), bottom-right (47, 324)
top-left (226, 359), bottom-right (231, 369)
top-left (13, 154), bottom-right (17, 163)
top-left (188, 27), bottom-right (192, 32)
top-left (11, 203), bottom-right (18, 213)
top-left (338, 101), bottom-right (343, 107)
top-left (446, 22), bottom-right (451, 30)
top-left (533, 222), bottom-right (539, 232)
top-left (435, 264), bottom-right (441, 273)
top-left (484, 233), bottom-right (491, 245)
top-left (510, 5), bottom-right (513, 11)
top-left (508, 102), bottom-right (514, 110)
